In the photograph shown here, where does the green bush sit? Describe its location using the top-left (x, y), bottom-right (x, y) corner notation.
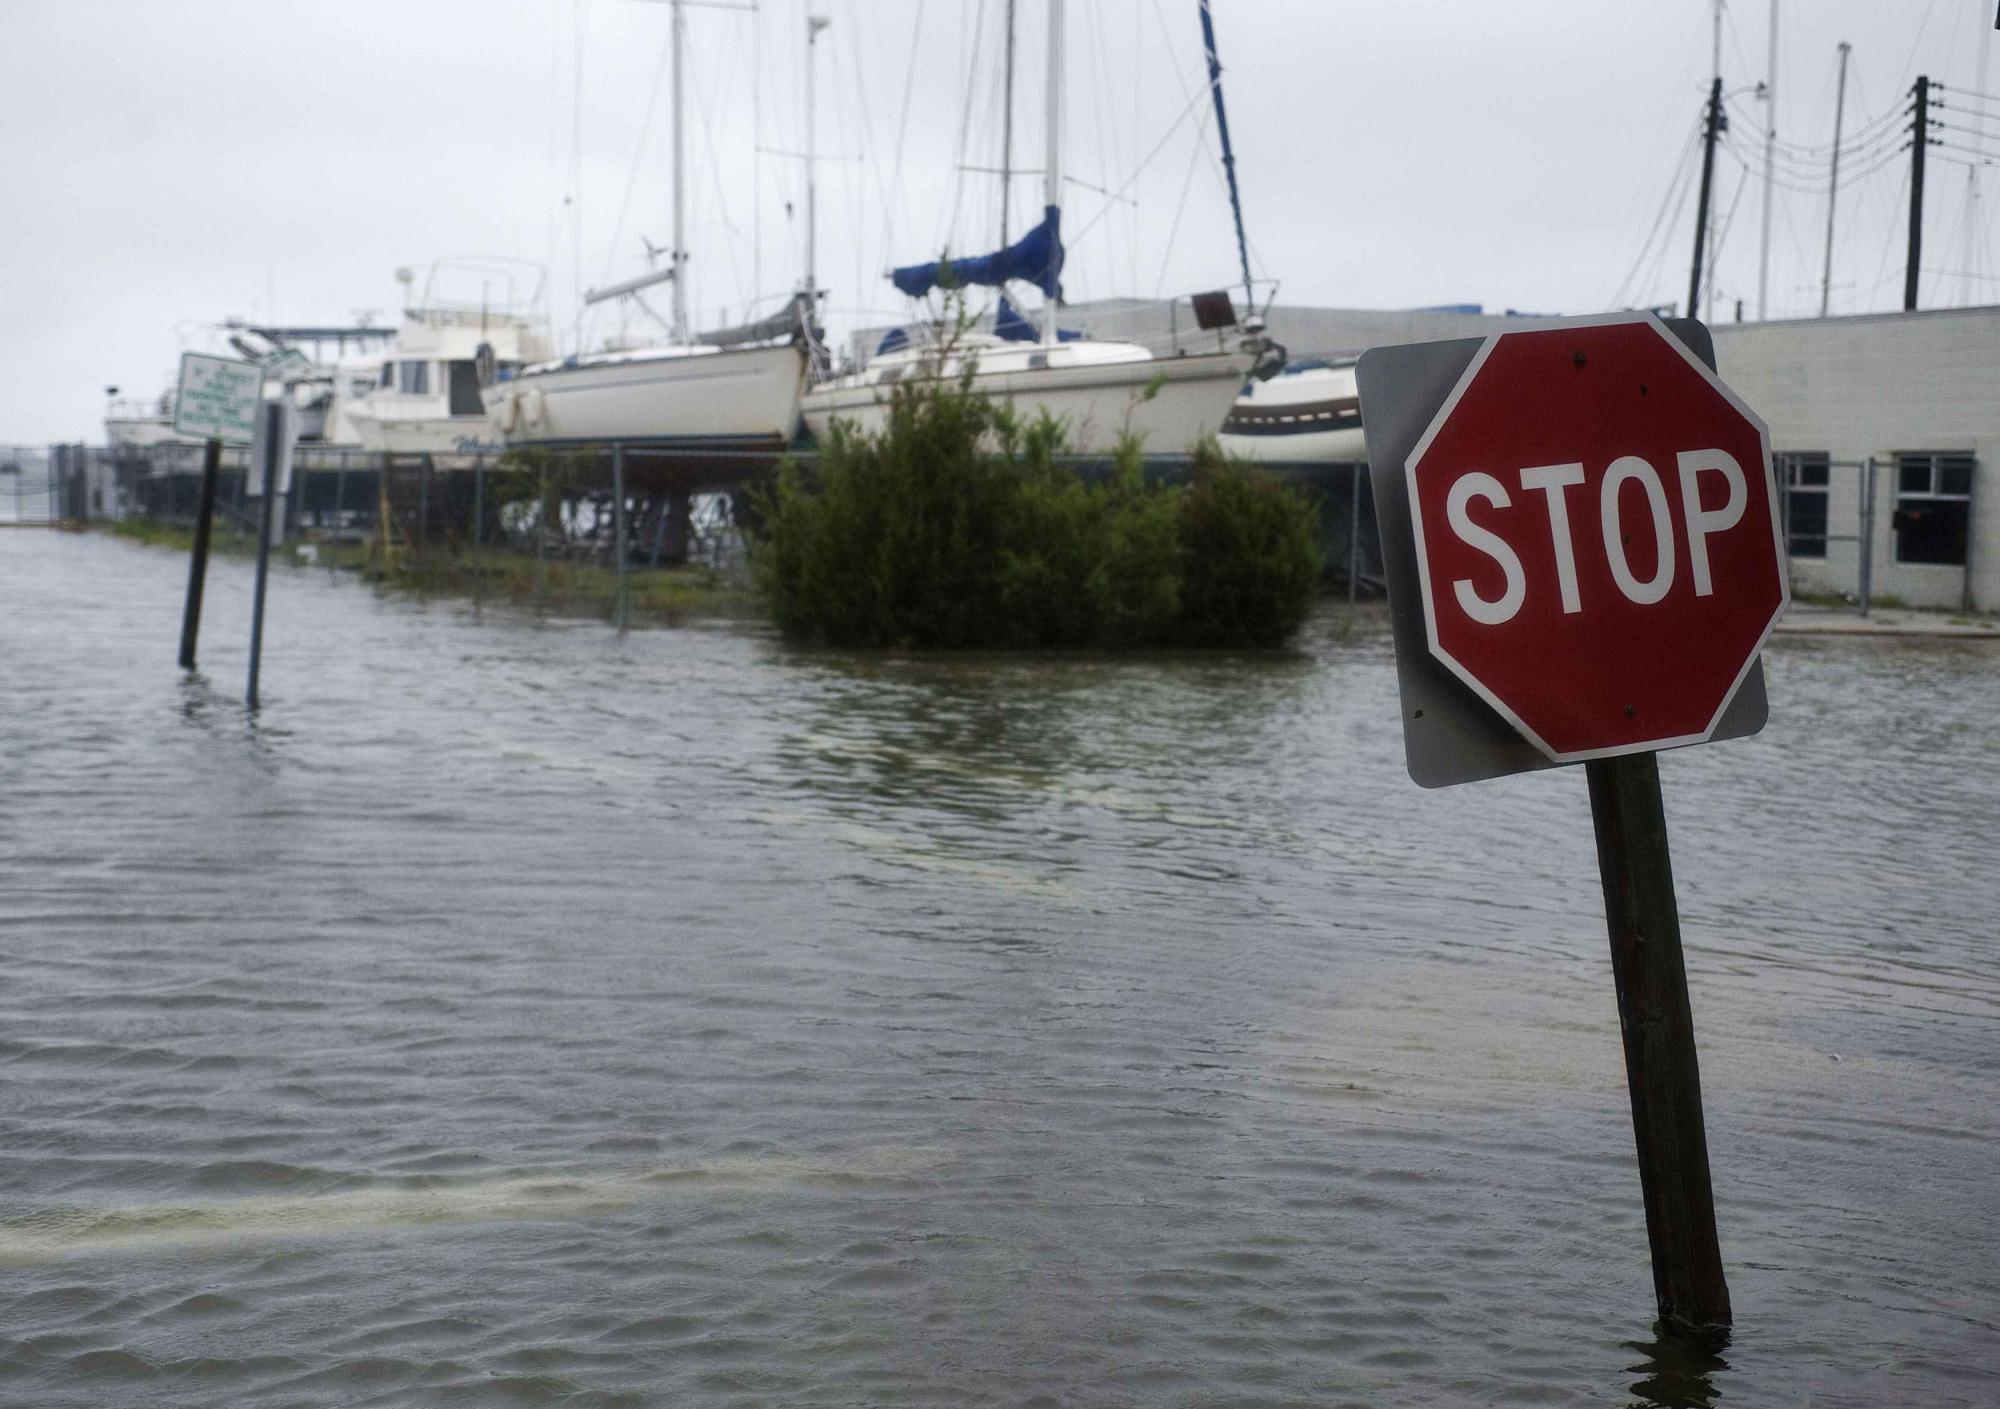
top-left (1177, 439), bottom-right (1324, 647)
top-left (754, 378), bottom-right (1319, 649)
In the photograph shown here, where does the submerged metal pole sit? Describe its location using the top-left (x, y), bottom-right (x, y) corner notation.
top-left (177, 437), bottom-right (222, 670)
top-left (246, 407), bottom-right (282, 711)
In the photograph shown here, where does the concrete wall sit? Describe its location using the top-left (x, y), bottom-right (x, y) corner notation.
top-left (1713, 306), bottom-right (1998, 611)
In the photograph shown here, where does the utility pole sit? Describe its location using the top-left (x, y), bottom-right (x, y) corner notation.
top-left (1688, 78), bottom-right (1724, 321)
top-left (1906, 75), bottom-right (1931, 312)
top-left (1758, 0), bottom-right (1778, 320)
top-left (1820, 40), bottom-right (1851, 319)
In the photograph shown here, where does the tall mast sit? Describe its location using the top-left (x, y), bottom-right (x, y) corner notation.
top-left (1819, 40), bottom-right (1850, 318)
top-left (1042, 0), bottom-right (1064, 346)
top-left (670, 0), bottom-right (688, 343)
top-left (1000, 0), bottom-right (1017, 248)
top-left (1199, 0), bottom-right (1254, 312)
top-left (1757, 0), bottom-right (1777, 319)
top-left (806, 15), bottom-right (830, 299)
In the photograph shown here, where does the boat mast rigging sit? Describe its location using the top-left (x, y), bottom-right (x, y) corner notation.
top-left (1001, 0), bottom-right (1017, 249)
top-left (1042, 0), bottom-right (1064, 347)
top-left (670, 0), bottom-right (688, 342)
top-left (1199, 0), bottom-right (1256, 315)
top-left (806, 14), bottom-right (830, 302)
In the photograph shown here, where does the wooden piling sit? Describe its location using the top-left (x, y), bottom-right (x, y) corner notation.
top-left (1586, 752), bottom-right (1732, 1334)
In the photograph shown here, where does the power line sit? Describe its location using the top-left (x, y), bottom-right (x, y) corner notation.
top-left (1610, 117), bottom-right (1703, 308)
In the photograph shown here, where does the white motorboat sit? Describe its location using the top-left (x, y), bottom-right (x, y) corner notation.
top-left (801, 0), bottom-right (1254, 457)
top-left (1219, 361), bottom-right (1366, 464)
top-left (344, 259), bottom-right (552, 460)
top-left (489, 2), bottom-right (818, 454)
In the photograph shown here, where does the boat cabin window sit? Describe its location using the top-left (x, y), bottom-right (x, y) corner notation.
top-left (1026, 352), bottom-right (1049, 371)
top-left (447, 361), bottom-right (484, 416)
top-left (396, 361), bottom-right (430, 395)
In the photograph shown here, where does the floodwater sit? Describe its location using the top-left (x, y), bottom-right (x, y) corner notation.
top-left (2, 529), bottom-right (1996, 1409)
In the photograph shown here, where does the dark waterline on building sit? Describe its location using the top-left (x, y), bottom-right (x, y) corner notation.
top-left (2, 532), bottom-right (1996, 1407)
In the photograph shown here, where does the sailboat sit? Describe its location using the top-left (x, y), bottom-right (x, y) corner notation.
top-left (800, 0), bottom-right (1255, 457)
top-left (486, 2), bottom-right (816, 454)
top-left (1194, 0), bottom-right (1366, 467)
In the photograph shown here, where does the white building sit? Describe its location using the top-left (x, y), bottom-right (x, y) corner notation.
top-left (1712, 306), bottom-right (1992, 613)
top-left (1055, 296), bottom-right (1994, 612)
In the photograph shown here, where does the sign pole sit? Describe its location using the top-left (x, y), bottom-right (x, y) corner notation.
top-left (1358, 316), bottom-right (1780, 1338)
top-left (177, 436), bottom-right (223, 670)
top-left (1586, 752), bottom-right (1732, 1334)
top-left (246, 407), bottom-right (281, 711)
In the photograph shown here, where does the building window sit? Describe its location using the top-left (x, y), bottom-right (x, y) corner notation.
top-left (396, 361), bottom-right (430, 395)
top-left (1893, 451), bottom-right (1973, 566)
top-left (1777, 451), bottom-right (1829, 559)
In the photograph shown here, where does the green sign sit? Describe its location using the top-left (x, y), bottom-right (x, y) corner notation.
top-left (173, 352), bottom-right (263, 444)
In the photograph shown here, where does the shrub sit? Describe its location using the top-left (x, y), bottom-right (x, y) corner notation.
top-left (1176, 439), bottom-right (1323, 647)
top-left (754, 379), bottom-right (1319, 649)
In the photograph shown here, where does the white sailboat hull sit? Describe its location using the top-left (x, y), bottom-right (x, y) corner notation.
top-left (488, 342), bottom-right (808, 451)
top-left (803, 349), bottom-right (1250, 456)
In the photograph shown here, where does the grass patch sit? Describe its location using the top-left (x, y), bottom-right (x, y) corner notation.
top-left (378, 549), bottom-right (756, 626)
top-left (100, 518), bottom-right (753, 628)
top-left (107, 516), bottom-right (258, 556)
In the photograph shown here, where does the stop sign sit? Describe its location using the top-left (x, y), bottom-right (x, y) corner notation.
top-left (1405, 314), bottom-right (1786, 762)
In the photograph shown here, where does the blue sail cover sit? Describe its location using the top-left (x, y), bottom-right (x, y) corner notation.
top-left (891, 205), bottom-right (1064, 301)
top-left (992, 295), bottom-right (1080, 344)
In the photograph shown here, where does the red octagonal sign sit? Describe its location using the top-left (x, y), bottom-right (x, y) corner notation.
top-left (1406, 314), bottom-right (1787, 762)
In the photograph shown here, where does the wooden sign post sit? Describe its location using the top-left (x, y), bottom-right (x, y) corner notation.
top-left (1357, 314), bottom-right (1789, 1334)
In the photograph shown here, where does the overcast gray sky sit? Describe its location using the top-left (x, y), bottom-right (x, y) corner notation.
top-left (0, 0), bottom-right (1990, 444)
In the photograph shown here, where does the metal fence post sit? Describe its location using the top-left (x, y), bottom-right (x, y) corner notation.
top-left (611, 446), bottom-right (629, 631)
top-left (1859, 456), bottom-right (1875, 617)
top-left (1348, 464), bottom-right (1362, 611)
top-left (1963, 461), bottom-right (1978, 613)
